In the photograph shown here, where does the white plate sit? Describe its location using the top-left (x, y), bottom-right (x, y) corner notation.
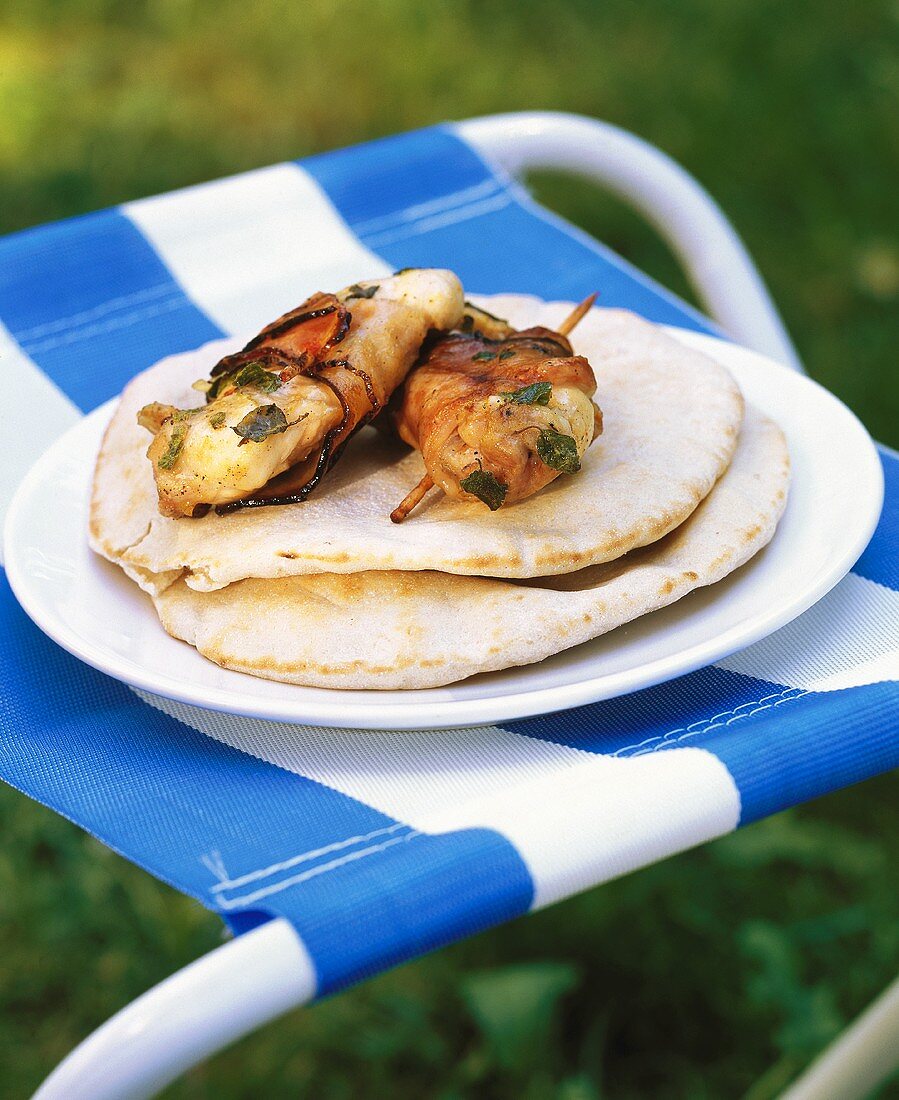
top-left (4, 330), bottom-right (883, 730)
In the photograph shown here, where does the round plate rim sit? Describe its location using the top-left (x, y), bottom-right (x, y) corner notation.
top-left (3, 326), bottom-right (885, 730)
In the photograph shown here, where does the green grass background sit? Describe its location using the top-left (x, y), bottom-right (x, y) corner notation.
top-left (1, 1), bottom-right (897, 1096)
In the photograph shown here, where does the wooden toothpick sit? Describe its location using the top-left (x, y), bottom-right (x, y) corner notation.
top-left (557, 292), bottom-right (597, 336)
top-left (390, 474), bottom-right (434, 524)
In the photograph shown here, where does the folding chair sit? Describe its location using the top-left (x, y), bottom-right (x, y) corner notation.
top-left (1, 112), bottom-right (896, 1100)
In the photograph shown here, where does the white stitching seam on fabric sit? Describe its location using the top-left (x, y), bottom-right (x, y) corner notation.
top-left (635, 690), bottom-right (810, 755)
top-left (205, 688), bottom-right (811, 910)
top-left (360, 193), bottom-right (514, 250)
top-left (200, 850), bottom-right (229, 883)
top-left (19, 295), bottom-right (192, 355)
top-left (215, 832), bottom-right (420, 910)
top-left (209, 822), bottom-right (410, 893)
top-left (349, 178), bottom-right (504, 236)
top-left (610, 687), bottom-right (807, 757)
top-left (12, 282), bottom-right (178, 342)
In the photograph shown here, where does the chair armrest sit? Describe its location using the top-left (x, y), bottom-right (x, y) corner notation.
top-left (457, 111), bottom-right (803, 371)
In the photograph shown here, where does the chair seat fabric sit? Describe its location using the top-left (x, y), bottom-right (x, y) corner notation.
top-left (1, 125), bottom-right (896, 998)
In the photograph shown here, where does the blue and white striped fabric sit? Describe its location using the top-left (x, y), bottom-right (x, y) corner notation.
top-left (1, 125), bottom-right (897, 999)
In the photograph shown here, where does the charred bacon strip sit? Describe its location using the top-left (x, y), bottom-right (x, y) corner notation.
top-left (210, 295), bottom-right (350, 382)
top-left (390, 295), bottom-right (601, 521)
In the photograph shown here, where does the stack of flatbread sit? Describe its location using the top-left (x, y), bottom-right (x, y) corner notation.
top-left (90, 296), bottom-right (790, 690)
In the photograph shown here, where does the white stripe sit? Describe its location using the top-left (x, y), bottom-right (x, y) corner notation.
top-left (123, 164), bottom-right (391, 337)
top-left (0, 323), bottom-right (80, 556)
top-left (717, 573), bottom-right (899, 691)
top-left (134, 693), bottom-right (598, 819)
top-left (810, 650), bottom-right (899, 693)
top-left (135, 692), bottom-right (740, 910)
top-left (420, 748), bottom-right (740, 909)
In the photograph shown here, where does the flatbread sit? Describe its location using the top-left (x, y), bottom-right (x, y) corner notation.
top-left (151, 406), bottom-right (789, 689)
top-left (90, 299), bottom-right (744, 592)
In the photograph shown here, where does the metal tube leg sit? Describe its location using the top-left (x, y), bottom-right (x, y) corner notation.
top-left (34, 918), bottom-right (316, 1100)
top-left (780, 975), bottom-right (899, 1100)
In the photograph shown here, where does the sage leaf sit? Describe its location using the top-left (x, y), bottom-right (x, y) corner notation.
top-left (157, 410), bottom-right (193, 469)
top-left (460, 469), bottom-right (508, 510)
top-left (231, 404), bottom-right (305, 444)
top-left (500, 381), bottom-right (552, 406)
top-left (207, 360), bottom-right (280, 403)
top-left (536, 428), bottom-right (581, 474)
top-left (346, 283), bottom-right (379, 300)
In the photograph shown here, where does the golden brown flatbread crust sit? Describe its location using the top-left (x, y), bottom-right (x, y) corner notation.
top-left (151, 407), bottom-right (788, 689)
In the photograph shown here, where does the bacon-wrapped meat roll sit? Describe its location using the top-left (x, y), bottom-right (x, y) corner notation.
top-left (390, 298), bottom-right (602, 520)
top-left (138, 269), bottom-right (464, 517)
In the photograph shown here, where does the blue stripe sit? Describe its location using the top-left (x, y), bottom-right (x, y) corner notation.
top-left (285, 827), bottom-right (533, 996)
top-left (301, 126), bottom-right (714, 334)
top-left (0, 210), bottom-right (222, 412)
top-left (852, 449), bottom-right (899, 592)
top-left (503, 666), bottom-right (782, 756)
top-left (700, 680), bottom-right (899, 823)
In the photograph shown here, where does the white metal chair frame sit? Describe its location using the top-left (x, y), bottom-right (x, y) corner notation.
top-left (33, 111), bottom-right (895, 1100)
